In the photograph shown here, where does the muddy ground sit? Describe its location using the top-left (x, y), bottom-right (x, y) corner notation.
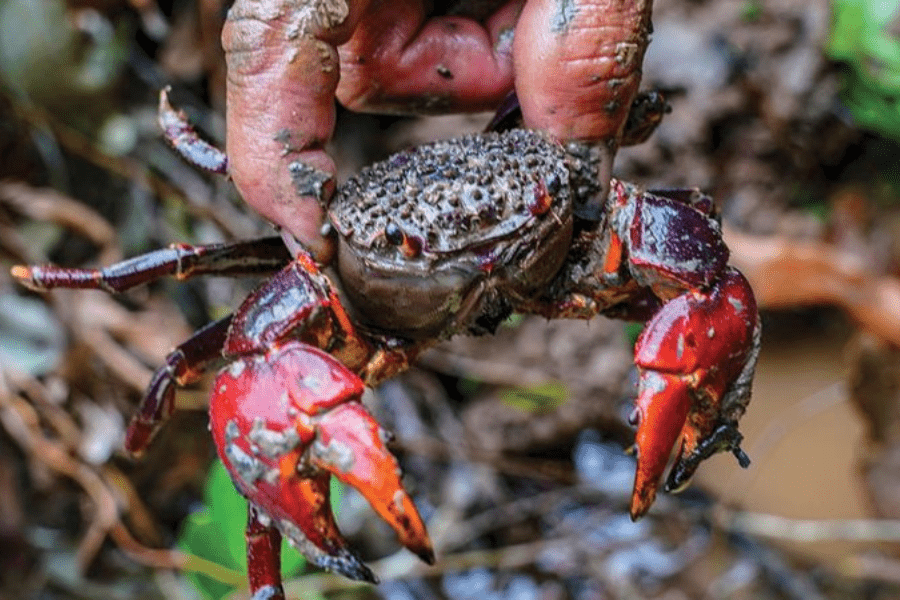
top-left (2, 0), bottom-right (900, 599)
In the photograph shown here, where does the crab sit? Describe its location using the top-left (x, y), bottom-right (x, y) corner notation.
top-left (11, 94), bottom-right (760, 596)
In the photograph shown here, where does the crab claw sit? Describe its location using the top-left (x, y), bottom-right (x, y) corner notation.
top-left (630, 267), bottom-right (760, 519)
top-left (208, 341), bottom-right (433, 581)
top-left (310, 402), bottom-right (435, 565)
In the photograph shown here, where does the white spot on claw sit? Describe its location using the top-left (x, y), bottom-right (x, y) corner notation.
top-left (392, 489), bottom-right (407, 514)
top-left (312, 438), bottom-right (355, 473)
top-left (227, 360), bottom-right (247, 378)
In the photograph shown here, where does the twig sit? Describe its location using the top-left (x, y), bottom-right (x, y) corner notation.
top-left (726, 226), bottom-right (900, 346)
top-left (842, 552), bottom-right (900, 584)
top-left (10, 101), bottom-right (250, 240)
top-left (419, 347), bottom-right (561, 388)
top-left (0, 371), bottom-right (243, 587)
top-left (262, 536), bottom-right (584, 600)
top-left (0, 392), bottom-right (119, 570)
top-left (435, 485), bottom-right (624, 553)
top-left (395, 435), bottom-right (576, 484)
top-left (715, 505), bottom-right (900, 543)
top-left (728, 533), bottom-right (827, 600)
top-left (0, 181), bottom-right (120, 264)
top-left (75, 315), bottom-right (156, 393)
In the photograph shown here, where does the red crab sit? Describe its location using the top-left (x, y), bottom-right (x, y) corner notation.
top-left (11, 96), bottom-right (759, 595)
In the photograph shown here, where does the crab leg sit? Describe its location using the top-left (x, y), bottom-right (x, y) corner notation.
top-left (159, 87), bottom-right (229, 174)
top-left (125, 316), bottom-right (232, 454)
top-left (11, 237), bottom-right (291, 293)
top-left (246, 505), bottom-right (286, 600)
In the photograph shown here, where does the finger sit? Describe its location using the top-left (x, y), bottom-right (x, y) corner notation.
top-left (513, 0), bottom-right (653, 217)
top-left (222, 0), bottom-right (374, 258)
top-left (337, 0), bottom-right (523, 114)
top-left (513, 0), bottom-right (652, 143)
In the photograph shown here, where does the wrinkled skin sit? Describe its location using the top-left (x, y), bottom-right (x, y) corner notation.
top-left (222, 0), bottom-right (651, 258)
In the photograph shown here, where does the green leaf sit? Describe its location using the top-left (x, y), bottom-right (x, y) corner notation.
top-left (740, 0), bottom-right (763, 22)
top-left (500, 381), bottom-right (569, 414)
top-left (457, 376), bottom-right (482, 397)
top-left (624, 322), bottom-right (644, 348)
top-left (828, 0), bottom-right (900, 139)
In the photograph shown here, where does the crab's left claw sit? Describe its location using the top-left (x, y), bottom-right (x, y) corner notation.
top-left (208, 341), bottom-right (433, 581)
top-left (310, 402), bottom-right (436, 565)
top-left (629, 268), bottom-right (760, 519)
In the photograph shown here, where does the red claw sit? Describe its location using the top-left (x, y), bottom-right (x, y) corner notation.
top-left (208, 341), bottom-right (433, 581)
top-left (311, 403), bottom-right (435, 564)
top-left (629, 268), bottom-right (760, 519)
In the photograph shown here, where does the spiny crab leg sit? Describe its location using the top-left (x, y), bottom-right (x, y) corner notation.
top-left (630, 267), bottom-right (760, 519)
top-left (208, 341), bottom-right (433, 582)
top-left (158, 86), bottom-right (229, 175)
top-left (10, 237), bottom-right (292, 455)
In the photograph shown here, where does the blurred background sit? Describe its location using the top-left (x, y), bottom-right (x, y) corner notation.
top-left (2, 0), bottom-right (900, 598)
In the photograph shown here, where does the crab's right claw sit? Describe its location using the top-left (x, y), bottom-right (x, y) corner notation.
top-left (208, 341), bottom-right (433, 582)
top-left (630, 268), bottom-right (760, 519)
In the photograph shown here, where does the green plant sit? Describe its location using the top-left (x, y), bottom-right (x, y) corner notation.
top-left (501, 381), bottom-right (569, 414)
top-left (828, 0), bottom-right (900, 139)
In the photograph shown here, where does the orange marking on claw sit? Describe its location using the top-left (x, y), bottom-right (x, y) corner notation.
top-left (603, 232), bottom-right (623, 274)
top-left (312, 403), bottom-right (434, 564)
top-left (630, 372), bottom-right (692, 520)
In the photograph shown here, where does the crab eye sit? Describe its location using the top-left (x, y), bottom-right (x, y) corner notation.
top-left (529, 180), bottom-right (553, 216)
top-left (384, 223), bottom-right (422, 258)
top-left (385, 223), bottom-right (404, 245)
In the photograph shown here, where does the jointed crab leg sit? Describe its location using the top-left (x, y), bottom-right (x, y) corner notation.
top-left (246, 505), bottom-right (286, 600)
top-left (11, 237), bottom-right (293, 454)
top-left (158, 86), bottom-right (229, 175)
top-left (126, 316), bottom-right (233, 454)
top-left (12, 237), bottom-right (291, 293)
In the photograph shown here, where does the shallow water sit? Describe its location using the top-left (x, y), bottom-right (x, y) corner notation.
top-left (696, 325), bottom-right (871, 564)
